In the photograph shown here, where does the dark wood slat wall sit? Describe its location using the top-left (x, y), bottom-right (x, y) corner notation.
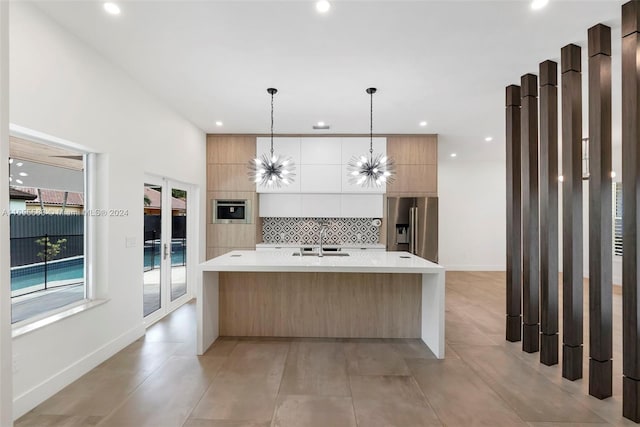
top-left (539, 61), bottom-right (559, 366)
top-left (561, 44), bottom-right (584, 381)
top-left (621, 1), bottom-right (640, 421)
top-left (521, 74), bottom-right (540, 353)
top-left (587, 23), bottom-right (614, 400)
top-left (506, 85), bottom-right (522, 343)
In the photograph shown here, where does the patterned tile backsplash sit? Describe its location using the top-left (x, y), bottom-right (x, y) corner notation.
top-left (262, 217), bottom-right (380, 245)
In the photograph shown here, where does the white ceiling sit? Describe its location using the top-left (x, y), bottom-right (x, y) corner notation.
top-left (32, 0), bottom-right (622, 160)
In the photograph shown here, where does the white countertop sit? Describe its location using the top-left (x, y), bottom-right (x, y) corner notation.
top-left (200, 250), bottom-right (444, 274)
top-left (256, 243), bottom-right (386, 250)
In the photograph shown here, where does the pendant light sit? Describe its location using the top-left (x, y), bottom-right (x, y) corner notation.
top-left (249, 88), bottom-right (295, 187)
top-left (347, 87), bottom-right (395, 187)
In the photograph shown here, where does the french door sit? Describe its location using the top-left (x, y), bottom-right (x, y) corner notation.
top-left (143, 176), bottom-right (193, 325)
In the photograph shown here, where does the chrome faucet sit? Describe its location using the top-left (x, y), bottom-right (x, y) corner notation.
top-left (318, 223), bottom-right (328, 257)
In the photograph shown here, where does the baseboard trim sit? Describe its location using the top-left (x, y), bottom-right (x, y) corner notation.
top-left (12, 323), bottom-right (145, 419)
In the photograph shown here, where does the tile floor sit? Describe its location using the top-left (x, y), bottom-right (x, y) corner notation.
top-left (14, 272), bottom-right (638, 426)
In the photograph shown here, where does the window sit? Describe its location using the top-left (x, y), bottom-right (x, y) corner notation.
top-left (8, 136), bottom-right (88, 324)
top-left (614, 181), bottom-right (623, 257)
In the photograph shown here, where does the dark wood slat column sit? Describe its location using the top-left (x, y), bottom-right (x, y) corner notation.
top-left (521, 74), bottom-right (540, 353)
top-left (539, 61), bottom-right (559, 366)
top-left (506, 85), bottom-right (522, 342)
top-left (561, 44), bottom-right (583, 381)
top-left (588, 23), bottom-right (613, 400)
top-left (621, 1), bottom-right (640, 421)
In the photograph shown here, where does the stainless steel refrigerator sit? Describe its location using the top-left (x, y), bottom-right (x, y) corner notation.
top-left (387, 197), bottom-right (438, 263)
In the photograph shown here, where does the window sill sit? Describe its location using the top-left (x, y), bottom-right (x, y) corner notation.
top-left (12, 298), bottom-right (109, 339)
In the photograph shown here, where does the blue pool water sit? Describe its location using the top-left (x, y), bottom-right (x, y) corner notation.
top-left (11, 242), bottom-right (186, 292)
top-left (11, 257), bottom-right (84, 291)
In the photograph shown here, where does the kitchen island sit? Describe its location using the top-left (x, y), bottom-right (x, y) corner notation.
top-left (197, 250), bottom-right (446, 358)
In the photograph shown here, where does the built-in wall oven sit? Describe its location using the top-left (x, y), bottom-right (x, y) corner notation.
top-left (212, 199), bottom-right (251, 224)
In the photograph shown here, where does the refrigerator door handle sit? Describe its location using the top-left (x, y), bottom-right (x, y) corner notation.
top-left (412, 207), bottom-right (419, 255)
top-left (409, 208), bottom-right (418, 254)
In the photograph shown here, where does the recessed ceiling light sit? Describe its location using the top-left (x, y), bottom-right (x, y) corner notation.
top-left (611, 171), bottom-right (617, 178)
top-left (103, 2), bottom-right (121, 15)
top-left (15, 179), bottom-right (23, 185)
top-left (316, 0), bottom-right (331, 13)
top-left (558, 175), bottom-right (564, 182)
top-left (419, 121), bottom-right (428, 127)
top-left (16, 162), bottom-right (23, 167)
top-left (485, 136), bottom-right (493, 142)
top-left (8, 158), bottom-right (13, 164)
top-left (450, 153), bottom-right (457, 158)
top-left (531, 0), bottom-right (549, 10)
top-left (317, 121), bottom-right (325, 127)
top-left (18, 172), bottom-right (28, 177)
top-left (215, 121), bottom-right (223, 127)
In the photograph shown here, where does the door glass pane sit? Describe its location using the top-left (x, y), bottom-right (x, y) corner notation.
top-left (170, 188), bottom-right (187, 301)
top-left (143, 183), bottom-right (161, 316)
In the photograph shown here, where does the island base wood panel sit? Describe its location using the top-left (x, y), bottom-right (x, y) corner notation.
top-left (218, 272), bottom-right (421, 338)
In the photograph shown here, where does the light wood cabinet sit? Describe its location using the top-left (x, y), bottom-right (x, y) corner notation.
top-left (207, 135), bottom-right (259, 259)
top-left (387, 135), bottom-right (437, 165)
top-left (207, 135), bottom-right (255, 165)
top-left (386, 135), bottom-right (438, 196)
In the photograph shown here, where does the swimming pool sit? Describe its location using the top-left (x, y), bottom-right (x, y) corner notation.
top-left (11, 256), bottom-right (84, 291)
top-left (11, 242), bottom-right (187, 293)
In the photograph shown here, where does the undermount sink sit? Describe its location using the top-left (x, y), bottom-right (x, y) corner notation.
top-left (292, 252), bottom-right (350, 257)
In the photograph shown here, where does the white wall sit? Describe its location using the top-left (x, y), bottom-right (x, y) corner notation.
top-left (1, 1), bottom-right (13, 425)
top-left (438, 138), bottom-right (506, 271)
top-left (7, 3), bottom-right (206, 418)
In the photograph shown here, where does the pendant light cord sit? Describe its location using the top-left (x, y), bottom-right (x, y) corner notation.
top-left (369, 89), bottom-right (373, 161)
top-left (270, 90), bottom-right (275, 157)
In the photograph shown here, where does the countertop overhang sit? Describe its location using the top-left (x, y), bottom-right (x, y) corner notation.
top-left (199, 250), bottom-right (444, 274)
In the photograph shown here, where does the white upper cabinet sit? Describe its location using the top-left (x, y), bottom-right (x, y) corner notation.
top-left (340, 194), bottom-right (383, 218)
top-left (256, 137), bottom-right (386, 195)
top-left (259, 193), bottom-right (302, 217)
top-left (256, 137), bottom-right (301, 193)
top-left (301, 194), bottom-right (341, 217)
top-left (341, 137), bottom-right (387, 194)
top-left (300, 137), bottom-right (342, 164)
top-left (300, 165), bottom-right (342, 193)
top-left (299, 138), bottom-right (342, 192)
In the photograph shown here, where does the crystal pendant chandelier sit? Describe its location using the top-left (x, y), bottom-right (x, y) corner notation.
top-left (347, 88), bottom-right (395, 187)
top-left (249, 88), bottom-right (295, 187)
